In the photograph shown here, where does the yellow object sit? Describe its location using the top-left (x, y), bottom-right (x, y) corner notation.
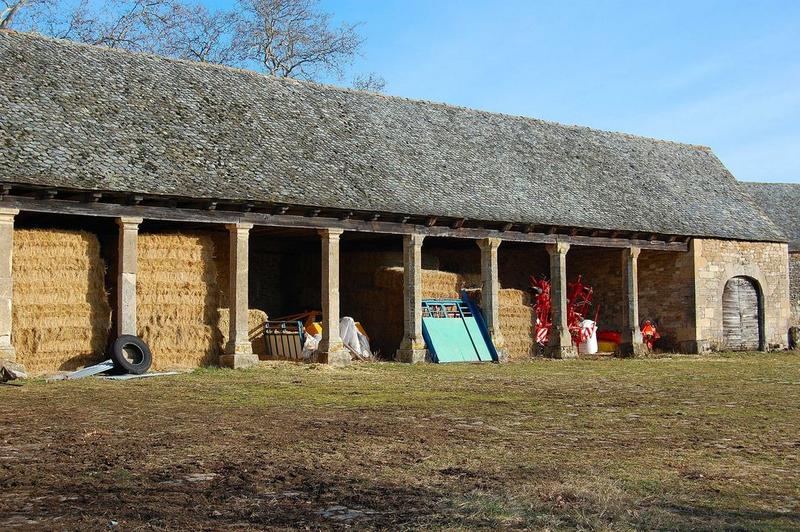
top-left (597, 340), bottom-right (617, 353)
top-left (303, 321), bottom-right (368, 339)
top-left (305, 322), bottom-right (323, 336)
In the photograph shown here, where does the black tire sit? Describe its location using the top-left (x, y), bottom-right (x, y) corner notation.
top-left (111, 335), bottom-right (152, 375)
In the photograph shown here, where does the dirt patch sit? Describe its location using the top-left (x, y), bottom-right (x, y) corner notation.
top-left (1, 353), bottom-right (799, 529)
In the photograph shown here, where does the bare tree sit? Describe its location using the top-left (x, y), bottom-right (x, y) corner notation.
top-left (352, 72), bottom-right (385, 92)
top-left (232, 0), bottom-right (362, 80)
top-left (155, 2), bottom-right (237, 63)
top-left (1, 0), bottom-right (52, 29)
top-left (3, 0), bottom-right (385, 90)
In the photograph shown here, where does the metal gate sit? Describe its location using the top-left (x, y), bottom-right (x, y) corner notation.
top-left (722, 276), bottom-right (761, 351)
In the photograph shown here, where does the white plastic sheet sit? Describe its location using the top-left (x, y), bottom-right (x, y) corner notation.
top-left (340, 316), bottom-right (373, 359)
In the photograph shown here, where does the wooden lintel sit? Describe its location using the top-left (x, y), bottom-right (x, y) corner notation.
top-left (0, 195), bottom-right (689, 252)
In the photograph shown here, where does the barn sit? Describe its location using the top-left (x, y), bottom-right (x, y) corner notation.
top-left (0, 30), bottom-right (791, 374)
top-left (743, 182), bottom-right (800, 330)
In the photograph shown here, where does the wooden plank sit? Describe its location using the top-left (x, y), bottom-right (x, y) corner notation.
top-left (1, 195), bottom-right (688, 251)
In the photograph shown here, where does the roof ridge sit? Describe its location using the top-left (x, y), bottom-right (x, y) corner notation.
top-left (0, 28), bottom-right (711, 152)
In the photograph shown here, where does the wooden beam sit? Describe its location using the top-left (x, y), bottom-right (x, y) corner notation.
top-left (1, 196), bottom-right (688, 251)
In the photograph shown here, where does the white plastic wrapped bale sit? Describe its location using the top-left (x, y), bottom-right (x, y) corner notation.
top-left (340, 317), bottom-right (373, 359)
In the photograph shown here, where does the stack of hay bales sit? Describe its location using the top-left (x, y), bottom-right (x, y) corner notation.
top-left (497, 289), bottom-right (537, 360)
top-left (217, 308), bottom-right (269, 359)
top-left (137, 233), bottom-right (222, 370)
top-left (346, 266), bottom-right (465, 358)
top-left (469, 287), bottom-right (537, 361)
top-left (12, 229), bottom-right (111, 374)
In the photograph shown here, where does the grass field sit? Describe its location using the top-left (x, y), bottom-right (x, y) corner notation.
top-left (1, 352), bottom-right (798, 530)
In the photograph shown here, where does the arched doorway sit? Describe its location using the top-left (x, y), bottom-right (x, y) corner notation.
top-left (722, 276), bottom-right (762, 351)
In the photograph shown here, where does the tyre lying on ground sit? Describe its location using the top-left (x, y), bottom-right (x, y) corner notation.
top-left (111, 335), bottom-right (153, 375)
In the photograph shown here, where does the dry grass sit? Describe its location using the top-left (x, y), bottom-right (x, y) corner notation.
top-left (1, 351), bottom-right (797, 529)
top-left (12, 229), bottom-right (111, 374)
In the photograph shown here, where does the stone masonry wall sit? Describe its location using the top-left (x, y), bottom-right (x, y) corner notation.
top-left (566, 247), bottom-right (624, 331)
top-left (790, 252), bottom-right (800, 326)
top-left (694, 239), bottom-right (789, 350)
top-left (638, 249), bottom-right (696, 350)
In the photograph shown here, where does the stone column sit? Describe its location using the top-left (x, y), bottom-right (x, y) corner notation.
top-left (0, 208), bottom-right (19, 363)
top-left (478, 237), bottom-right (506, 361)
top-left (545, 242), bottom-right (577, 359)
top-left (619, 246), bottom-right (646, 357)
top-left (116, 216), bottom-right (143, 338)
top-left (220, 222), bottom-right (259, 369)
top-left (318, 228), bottom-right (350, 366)
top-left (396, 233), bottom-right (428, 363)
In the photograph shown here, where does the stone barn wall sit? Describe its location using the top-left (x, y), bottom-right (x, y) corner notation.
top-left (790, 252), bottom-right (800, 327)
top-left (638, 249), bottom-right (696, 351)
top-left (693, 239), bottom-right (790, 350)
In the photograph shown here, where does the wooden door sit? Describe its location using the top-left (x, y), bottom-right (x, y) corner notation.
top-left (722, 277), bottom-right (760, 351)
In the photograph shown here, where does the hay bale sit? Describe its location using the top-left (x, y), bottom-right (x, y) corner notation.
top-left (374, 267), bottom-right (464, 298)
top-left (12, 229), bottom-right (111, 374)
top-left (470, 288), bottom-right (537, 361)
top-left (137, 232), bottom-right (222, 370)
top-left (217, 308), bottom-right (269, 359)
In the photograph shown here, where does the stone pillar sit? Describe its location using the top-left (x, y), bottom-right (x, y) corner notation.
top-left (220, 222), bottom-right (259, 369)
top-left (619, 246), bottom-right (647, 357)
top-left (545, 242), bottom-right (577, 359)
top-left (396, 233), bottom-right (428, 363)
top-left (0, 208), bottom-right (19, 363)
top-left (318, 228), bottom-right (350, 366)
top-left (116, 216), bottom-right (142, 338)
top-left (478, 237), bottom-right (506, 361)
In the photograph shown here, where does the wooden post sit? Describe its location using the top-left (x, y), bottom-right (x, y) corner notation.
top-left (318, 228), bottom-right (350, 366)
top-left (545, 242), bottom-right (577, 359)
top-left (396, 233), bottom-right (428, 363)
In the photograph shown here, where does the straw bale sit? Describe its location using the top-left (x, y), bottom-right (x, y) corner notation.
top-left (12, 229), bottom-right (111, 375)
top-left (137, 232), bottom-right (222, 370)
top-left (217, 308), bottom-right (269, 359)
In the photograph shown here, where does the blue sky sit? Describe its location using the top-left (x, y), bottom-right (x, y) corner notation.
top-left (212, 0), bottom-right (800, 183)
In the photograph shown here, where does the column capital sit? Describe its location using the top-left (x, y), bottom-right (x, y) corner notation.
top-left (225, 221), bottom-right (254, 232)
top-left (477, 237), bottom-right (502, 251)
top-left (0, 208), bottom-right (19, 222)
top-left (545, 242), bottom-right (570, 256)
top-left (116, 216), bottom-right (143, 228)
top-left (625, 246), bottom-right (641, 259)
top-left (405, 233), bottom-right (425, 247)
top-left (318, 227), bottom-right (344, 238)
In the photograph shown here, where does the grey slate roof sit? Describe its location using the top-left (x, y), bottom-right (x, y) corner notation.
top-left (0, 30), bottom-right (786, 242)
top-left (742, 182), bottom-right (799, 251)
